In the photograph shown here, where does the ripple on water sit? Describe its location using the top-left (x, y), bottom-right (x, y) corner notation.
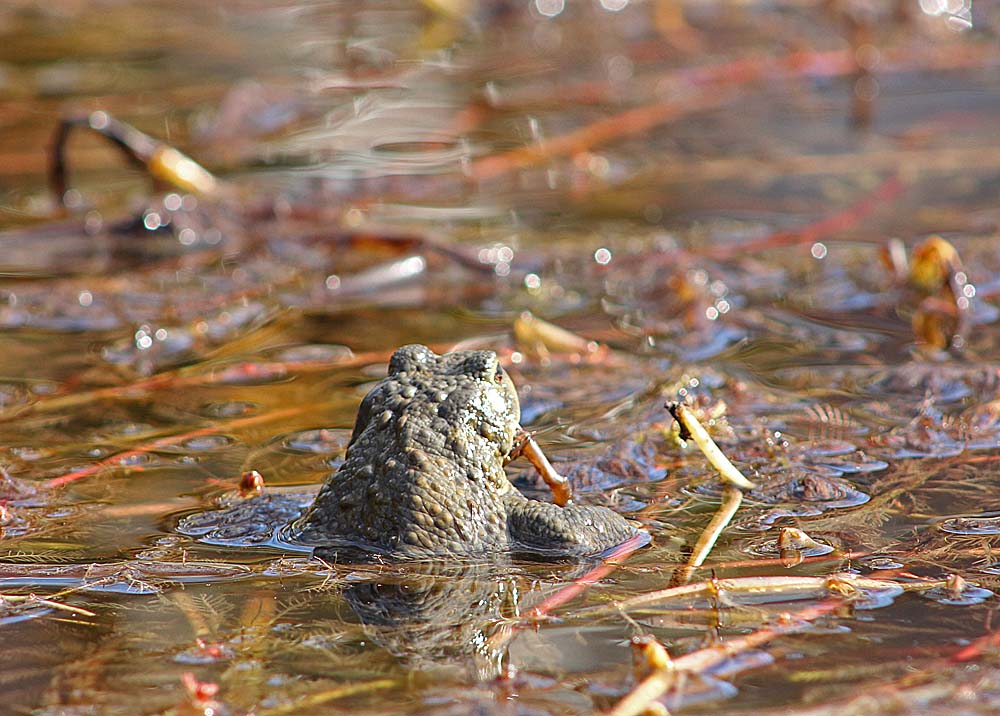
top-left (200, 400), bottom-right (258, 418)
top-left (0, 561), bottom-right (252, 595)
top-left (113, 452), bottom-right (158, 467)
top-left (876, 429), bottom-right (964, 460)
top-left (858, 556), bottom-right (905, 571)
top-left (280, 428), bottom-right (350, 454)
top-left (939, 516), bottom-right (1000, 535)
top-left (372, 138), bottom-right (460, 154)
top-left (0, 289), bottom-right (122, 332)
top-left (367, 135), bottom-right (466, 173)
top-left (868, 366), bottom-right (972, 405)
top-left (740, 535), bottom-right (836, 559)
top-left (90, 422), bottom-right (156, 441)
top-left (921, 584), bottom-right (994, 606)
top-left (799, 444), bottom-right (889, 477)
top-left (734, 473), bottom-right (871, 530)
top-left (209, 362), bottom-right (292, 386)
top-left (266, 343), bottom-right (354, 363)
top-left (751, 474), bottom-right (871, 508)
top-left (177, 491), bottom-right (314, 547)
top-left (181, 434), bottom-right (238, 451)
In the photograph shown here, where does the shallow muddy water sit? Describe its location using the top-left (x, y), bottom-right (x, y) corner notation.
top-left (1, 1), bottom-right (1000, 714)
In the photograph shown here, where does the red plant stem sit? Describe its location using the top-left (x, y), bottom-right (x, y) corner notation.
top-left (528, 532), bottom-right (648, 617)
top-left (44, 405), bottom-right (308, 489)
top-left (708, 173), bottom-right (904, 259)
top-left (469, 90), bottom-right (732, 182)
top-left (951, 629), bottom-right (1000, 663)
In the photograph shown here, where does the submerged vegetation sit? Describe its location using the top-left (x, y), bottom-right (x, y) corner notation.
top-left (1, 1), bottom-right (1000, 714)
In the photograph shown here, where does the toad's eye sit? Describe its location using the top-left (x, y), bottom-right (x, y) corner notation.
top-left (493, 365), bottom-right (504, 383)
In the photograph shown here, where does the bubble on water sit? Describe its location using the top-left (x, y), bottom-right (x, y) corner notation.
top-left (95, 422), bottom-right (156, 439)
top-left (142, 212), bottom-right (162, 231)
top-left (30, 381), bottom-right (58, 396)
top-left (535, 0), bottom-right (564, 19)
top-left (268, 344), bottom-right (353, 363)
top-left (116, 453), bottom-right (156, 467)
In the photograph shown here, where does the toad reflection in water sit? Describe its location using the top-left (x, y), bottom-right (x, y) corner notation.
top-left (338, 562), bottom-right (522, 678)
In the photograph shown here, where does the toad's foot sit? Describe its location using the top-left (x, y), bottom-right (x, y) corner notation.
top-left (505, 493), bottom-right (641, 558)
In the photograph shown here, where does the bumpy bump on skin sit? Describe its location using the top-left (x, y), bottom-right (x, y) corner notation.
top-left (290, 344), bottom-right (640, 559)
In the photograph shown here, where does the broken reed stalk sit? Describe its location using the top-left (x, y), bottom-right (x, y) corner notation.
top-left (528, 532), bottom-right (649, 617)
top-left (670, 484), bottom-right (745, 587)
top-left (666, 403), bottom-right (755, 490)
top-left (688, 484), bottom-right (744, 568)
top-left (469, 89), bottom-right (733, 181)
top-left (666, 401), bottom-right (754, 580)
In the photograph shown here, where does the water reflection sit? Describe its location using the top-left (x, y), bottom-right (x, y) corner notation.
top-left (339, 561), bottom-right (518, 679)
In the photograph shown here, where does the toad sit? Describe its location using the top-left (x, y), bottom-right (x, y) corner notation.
top-left (289, 344), bottom-right (641, 559)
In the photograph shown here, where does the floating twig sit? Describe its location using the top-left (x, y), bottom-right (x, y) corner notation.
top-left (578, 574), bottom-right (906, 618)
top-left (608, 599), bottom-right (845, 716)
